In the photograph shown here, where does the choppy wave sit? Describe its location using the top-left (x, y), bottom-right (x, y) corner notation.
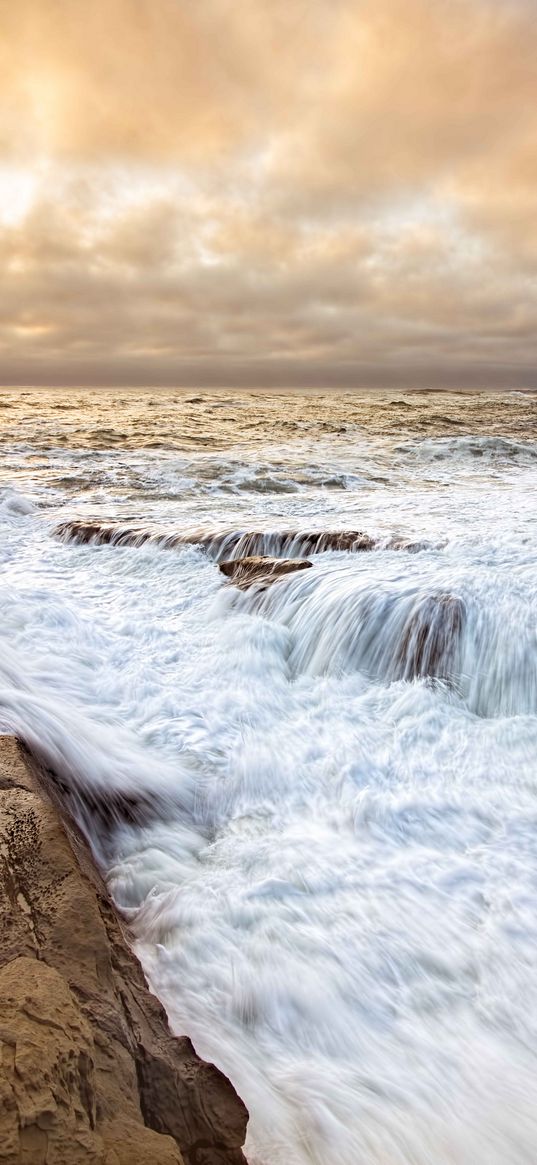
top-left (213, 465), bottom-right (369, 494)
top-left (0, 485), bottom-right (35, 516)
top-left (397, 434), bottom-right (537, 464)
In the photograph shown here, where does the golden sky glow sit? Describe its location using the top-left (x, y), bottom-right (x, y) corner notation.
top-left (1, 0), bottom-right (537, 387)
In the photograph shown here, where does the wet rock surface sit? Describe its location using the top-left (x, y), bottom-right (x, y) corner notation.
top-left (54, 520), bottom-right (377, 559)
top-left (219, 555), bottom-right (313, 590)
top-left (396, 593), bottom-right (466, 680)
top-left (0, 736), bottom-right (248, 1165)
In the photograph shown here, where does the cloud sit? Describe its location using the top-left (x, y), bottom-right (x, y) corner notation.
top-left (1, 0), bottom-right (537, 386)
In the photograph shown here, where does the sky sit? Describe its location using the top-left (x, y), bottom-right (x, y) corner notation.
top-left (1, 0), bottom-right (537, 389)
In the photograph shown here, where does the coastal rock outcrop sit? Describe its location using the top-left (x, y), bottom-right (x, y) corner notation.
top-left (219, 554), bottom-right (313, 590)
top-left (54, 520), bottom-right (377, 559)
top-left (0, 736), bottom-right (248, 1165)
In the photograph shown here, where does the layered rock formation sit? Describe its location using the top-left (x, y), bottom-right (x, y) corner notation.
top-left (0, 735), bottom-right (248, 1165)
top-left (54, 520), bottom-right (377, 558)
top-left (55, 520), bottom-right (440, 563)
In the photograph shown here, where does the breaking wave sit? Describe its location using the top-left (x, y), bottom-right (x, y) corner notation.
top-left (397, 435), bottom-right (537, 464)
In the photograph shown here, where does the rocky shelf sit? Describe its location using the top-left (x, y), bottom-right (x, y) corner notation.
top-left (0, 735), bottom-right (248, 1165)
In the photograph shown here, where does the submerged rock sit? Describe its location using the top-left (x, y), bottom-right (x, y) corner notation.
top-left (385, 537), bottom-right (437, 553)
top-left (217, 530), bottom-right (376, 557)
top-left (0, 736), bottom-right (248, 1165)
top-left (396, 593), bottom-right (466, 680)
top-left (219, 554), bottom-right (313, 590)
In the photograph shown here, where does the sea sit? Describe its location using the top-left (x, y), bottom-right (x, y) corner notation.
top-left (1, 387), bottom-right (537, 1165)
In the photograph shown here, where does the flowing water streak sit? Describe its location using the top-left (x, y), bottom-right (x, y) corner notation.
top-left (1, 388), bottom-right (537, 1164)
top-left (225, 558), bottom-right (537, 717)
top-left (54, 519), bottom-right (378, 557)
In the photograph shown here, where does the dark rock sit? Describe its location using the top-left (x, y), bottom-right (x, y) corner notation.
top-left (396, 593), bottom-right (465, 680)
top-left (386, 537), bottom-right (435, 553)
top-left (219, 555), bottom-right (313, 591)
top-left (215, 531), bottom-right (376, 558)
top-left (54, 521), bottom-right (376, 559)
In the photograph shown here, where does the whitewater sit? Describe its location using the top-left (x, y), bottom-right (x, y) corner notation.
top-left (1, 387), bottom-right (537, 1164)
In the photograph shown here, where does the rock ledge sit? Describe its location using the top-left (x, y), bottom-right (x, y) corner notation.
top-left (0, 735), bottom-right (248, 1165)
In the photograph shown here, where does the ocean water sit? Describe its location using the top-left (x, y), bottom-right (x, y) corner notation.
top-left (1, 387), bottom-right (537, 1164)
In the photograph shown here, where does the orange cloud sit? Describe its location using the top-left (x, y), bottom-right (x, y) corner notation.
top-left (1, 0), bottom-right (537, 385)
